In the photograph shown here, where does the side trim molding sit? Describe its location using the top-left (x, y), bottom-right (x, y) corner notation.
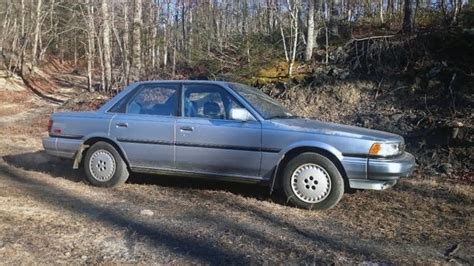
top-left (130, 166), bottom-right (268, 184)
top-left (117, 138), bottom-right (280, 153)
top-left (50, 134), bottom-right (83, 140)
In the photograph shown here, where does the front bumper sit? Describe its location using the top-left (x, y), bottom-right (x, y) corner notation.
top-left (42, 137), bottom-right (83, 159)
top-left (367, 152), bottom-right (415, 180)
top-left (346, 152), bottom-right (415, 190)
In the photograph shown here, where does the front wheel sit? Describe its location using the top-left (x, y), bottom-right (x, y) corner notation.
top-left (282, 152), bottom-right (344, 210)
top-left (84, 141), bottom-right (129, 187)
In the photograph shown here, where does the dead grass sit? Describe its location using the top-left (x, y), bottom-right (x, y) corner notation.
top-left (0, 91), bottom-right (31, 103)
top-left (334, 83), bottom-right (362, 104)
top-left (0, 124), bottom-right (47, 136)
top-left (0, 105), bottom-right (23, 116)
top-left (0, 61), bottom-right (472, 264)
top-left (251, 60), bottom-right (310, 85)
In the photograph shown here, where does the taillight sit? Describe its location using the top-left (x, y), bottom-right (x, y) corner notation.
top-left (48, 119), bottom-right (53, 133)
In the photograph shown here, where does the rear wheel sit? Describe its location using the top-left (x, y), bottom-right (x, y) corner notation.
top-left (84, 141), bottom-right (129, 187)
top-left (282, 152), bottom-right (344, 210)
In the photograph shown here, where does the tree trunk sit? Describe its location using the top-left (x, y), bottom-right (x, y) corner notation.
top-left (102, 0), bottom-right (112, 91)
top-left (123, 5), bottom-right (130, 84)
top-left (453, 0), bottom-right (462, 24)
top-left (402, 0), bottom-right (414, 33)
top-left (287, 0), bottom-right (299, 77)
top-left (188, 6), bottom-right (193, 62)
top-left (31, 0), bottom-right (42, 70)
top-left (324, 0), bottom-right (329, 64)
top-left (151, 4), bottom-right (159, 71)
top-left (380, 0), bottom-right (384, 23)
top-left (86, 0), bottom-right (95, 92)
top-left (97, 30), bottom-right (105, 92)
top-left (172, 45), bottom-right (176, 78)
top-left (130, 0), bottom-right (142, 82)
top-left (304, 0), bottom-right (315, 62)
top-left (21, 0), bottom-right (25, 37)
top-left (267, 0), bottom-right (274, 33)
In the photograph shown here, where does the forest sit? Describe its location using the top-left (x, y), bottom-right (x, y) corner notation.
top-left (0, 0), bottom-right (470, 88)
top-left (0, 0), bottom-right (473, 264)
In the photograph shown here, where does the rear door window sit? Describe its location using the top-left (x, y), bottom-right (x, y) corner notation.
top-left (125, 84), bottom-right (179, 116)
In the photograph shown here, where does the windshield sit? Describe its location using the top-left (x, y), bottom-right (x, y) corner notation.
top-left (229, 83), bottom-right (295, 119)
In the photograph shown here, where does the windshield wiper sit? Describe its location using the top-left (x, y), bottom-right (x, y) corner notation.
top-left (267, 114), bottom-right (299, 119)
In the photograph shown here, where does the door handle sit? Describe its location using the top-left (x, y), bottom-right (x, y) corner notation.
top-left (115, 122), bottom-right (128, 128)
top-left (180, 126), bottom-right (193, 132)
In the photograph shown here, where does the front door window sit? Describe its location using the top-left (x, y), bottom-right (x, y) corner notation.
top-left (182, 84), bottom-right (245, 120)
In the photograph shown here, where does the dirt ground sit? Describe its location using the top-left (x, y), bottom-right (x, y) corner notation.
top-left (0, 68), bottom-right (472, 264)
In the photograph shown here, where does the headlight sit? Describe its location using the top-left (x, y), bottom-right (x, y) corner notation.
top-left (369, 143), bottom-right (403, 157)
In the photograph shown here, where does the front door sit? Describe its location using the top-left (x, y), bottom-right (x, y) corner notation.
top-left (175, 84), bottom-right (262, 178)
top-left (109, 83), bottom-right (179, 169)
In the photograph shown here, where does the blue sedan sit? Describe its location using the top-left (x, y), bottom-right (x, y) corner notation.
top-left (43, 80), bottom-right (415, 209)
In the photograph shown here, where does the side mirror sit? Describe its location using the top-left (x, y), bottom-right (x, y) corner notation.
top-left (230, 108), bottom-right (254, 122)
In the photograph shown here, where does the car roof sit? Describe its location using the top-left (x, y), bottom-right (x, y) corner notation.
top-left (133, 80), bottom-right (232, 87)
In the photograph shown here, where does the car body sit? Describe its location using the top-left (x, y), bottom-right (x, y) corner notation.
top-left (43, 80), bottom-right (415, 209)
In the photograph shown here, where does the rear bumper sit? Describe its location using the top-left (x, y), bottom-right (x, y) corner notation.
top-left (42, 137), bottom-right (82, 159)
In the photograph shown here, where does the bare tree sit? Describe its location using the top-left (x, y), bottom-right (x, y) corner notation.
top-left (403, 0), bottom-right (414, 33)
top-left (305, 0), bottom-right (316, 62)
top-left (0, 0), bottom-right (464, 90)
top-left (85, 0), bottom-right (95, 92)
top-left (21, 0), bottom-right (26, 38)
top-left (151, 3), bottom-right (159, 71)
top-left (452, 0), bottom-right (463, 24)
top-left (380, 0), bottom-right (385, 23)
top-left (123, 5), bottom-right (130, 84)
top-left (102, 0), bottom-right (112, 91)
top-left (280, 0), bottom-right (300, 77)
top-left (130, 0), bottom-right (142, 82)
top-left (31, 0), bottom-right (42, 70)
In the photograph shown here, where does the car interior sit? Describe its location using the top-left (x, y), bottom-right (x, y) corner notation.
top-left (127, 87), bottom-right (177, 116)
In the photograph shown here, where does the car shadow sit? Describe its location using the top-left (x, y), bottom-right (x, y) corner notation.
top-left (5, 151), bottom-right (465, 208)
top-left (2, 150), bottom-right (285, 204)
top-left (2, 150), bottom-right (84, 182)
top-left (0, 162), bottom-right (258, 264)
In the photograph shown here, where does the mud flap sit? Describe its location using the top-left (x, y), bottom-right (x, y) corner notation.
top-left (269, 154), bottom-right (285, 195)
top-left (72, 144), bottom-right (89, 169)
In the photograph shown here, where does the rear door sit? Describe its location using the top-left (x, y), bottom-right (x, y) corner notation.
top-left (109, 83), bottom-right (179, 169)
top-left (175, 83), bottom-right (262, 178)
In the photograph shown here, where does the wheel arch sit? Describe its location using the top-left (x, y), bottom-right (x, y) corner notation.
top-left (74, 136), bottom-right (130, 168)
top-left (269, 145), bottom-right (349, 194)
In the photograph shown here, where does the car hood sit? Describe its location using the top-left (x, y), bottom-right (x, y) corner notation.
top-left (266, 118), bottom-right (403, 142)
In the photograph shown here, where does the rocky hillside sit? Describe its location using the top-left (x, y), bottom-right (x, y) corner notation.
top-left (256, 30), bottom-right (473, 183)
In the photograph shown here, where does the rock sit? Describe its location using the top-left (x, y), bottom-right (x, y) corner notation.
top-left (339, 68), bottom-right (350, 79)
top-left (427, 79), bottom-right (442, 90)
top-left (81, 255), bottom-right (88, 260)
top-left (427, 65), bottom-right (442, 78)
top-left (392, 113), bottom-right (403, 121)
top-left (449, 121), bottom-right (464, 128)
top-left (439, 163), bottom-right (453, 175)
top-left (140, 209), bottom-right (154, 216)
top-left (445, 243), bottom-right (461, 257)
top-left (363, 119), bottom-right (371, 128)
top-left (425, 168), bottom-right (438, 176)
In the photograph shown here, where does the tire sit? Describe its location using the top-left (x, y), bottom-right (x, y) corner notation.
top-left (281, 152), bottom-right (344, 210)
top-left (84, 141), bottom-right (129, 187)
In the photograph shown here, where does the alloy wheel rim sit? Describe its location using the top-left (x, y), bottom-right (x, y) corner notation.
top-left (89, 149), bottom-right (116, 182)
top-left (290, 163), bottom-right (331, 203)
